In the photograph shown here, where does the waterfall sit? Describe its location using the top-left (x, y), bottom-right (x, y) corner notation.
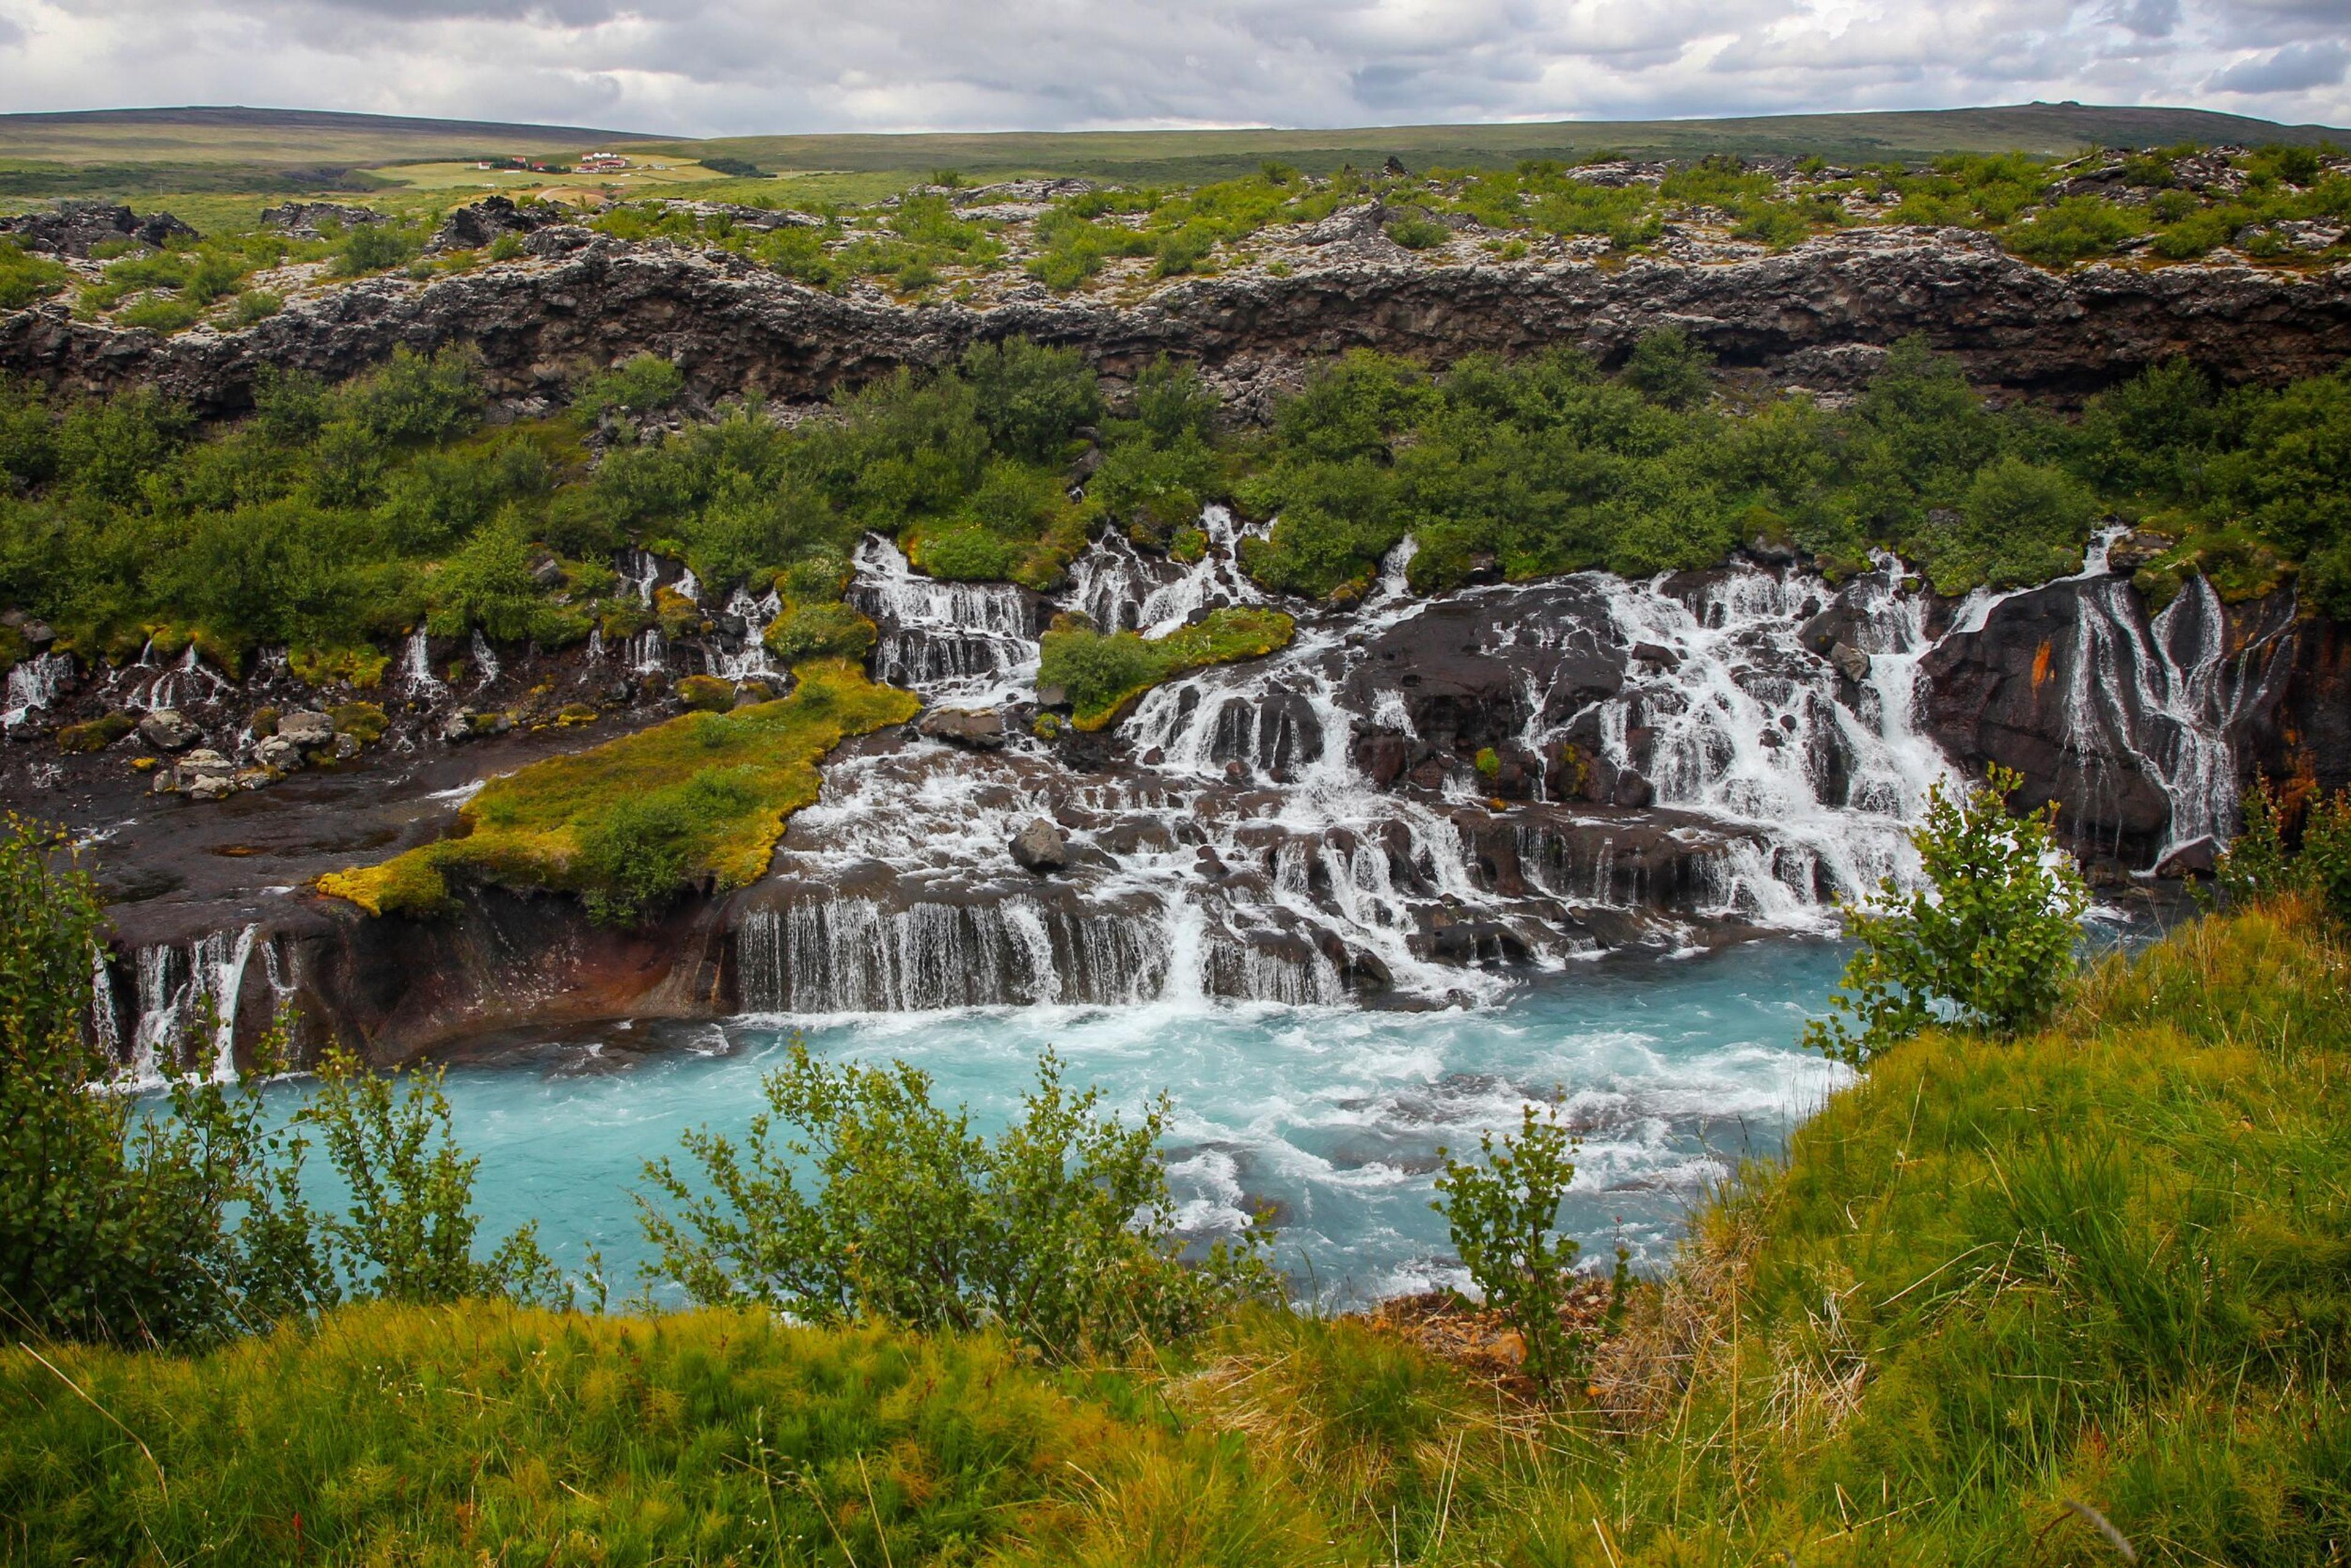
top-left (120, 645), bottom-right (228, 713)
top-left (628, 629), bottom-right (667, 673)
top-left (2058, 572), bottom-right (2271, 862)
top-left (618, 549), bottom-right (662, 607)
top-left (110, 925), bottom-right (263, 1085)
top-left (470, 630), bottom-right (502, 689)
top-left (2, 650), bottom-right (73, 726)
top-left (847, 535), bottom-right (1037, 703)
top-left (711, 588), bottom-right (781, 681)
top-left (398, 628), bottom-right (444, 701)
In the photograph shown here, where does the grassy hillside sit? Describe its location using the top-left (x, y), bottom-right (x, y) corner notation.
top-left (2, 100), bottom-right (2344, 217)
top-left (6, 901), bottom-right (2344, 1565)
top-left (656, 103), bottom-right (2351, 187)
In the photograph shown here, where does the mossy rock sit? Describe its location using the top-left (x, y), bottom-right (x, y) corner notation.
top-left (675, 675), bottom-right (735, 713)
top-left (57, 713), bottom-right (133, 754)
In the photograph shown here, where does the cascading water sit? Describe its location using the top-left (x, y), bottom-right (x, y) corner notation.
top-left (470, 630), bottom-right (502, 689)
top-left (398, 627), bottom-right (444, 701)
top-left (847, 535), bottom-right (1037, 704)
top-left (108, 925), bottom-right (264, 1086)
top-left (2, 650), bottom-right (73, 726)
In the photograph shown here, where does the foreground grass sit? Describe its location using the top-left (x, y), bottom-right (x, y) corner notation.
top-left (320, 659), bottom-right (917, 916)
top-left (7, 904), bottom-right (2347, 1565)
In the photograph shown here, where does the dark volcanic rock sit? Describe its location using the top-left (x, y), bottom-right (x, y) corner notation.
top-left (11, 228), bottom-right (2351, 419)
top-left (1010, 816), bottom-right (1070, 874)
top-left (1, 201), bottom-right (195, 258)
top-left (916, 706), bottom-right (1007, 751)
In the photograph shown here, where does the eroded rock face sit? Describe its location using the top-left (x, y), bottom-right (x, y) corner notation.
top-left (9, 228), bottom-right (2351, 418)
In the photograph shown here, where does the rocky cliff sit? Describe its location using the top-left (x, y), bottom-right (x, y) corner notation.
top-left (9, 226), bottom-right (2351, 420)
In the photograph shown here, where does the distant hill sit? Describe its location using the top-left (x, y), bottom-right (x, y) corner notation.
top-left (658, 102), bottom-right (2351, 186)
top-left (0, 105), bottom-right (664, 167)
top-left (1, 100), bottom-right (2342, 209)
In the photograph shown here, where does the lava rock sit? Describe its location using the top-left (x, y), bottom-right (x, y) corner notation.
top-left (1, 201), bottom-right (195, 258)
top-left (917, 707), bottom-right (1006, 751)
top-left (441, 710), bottom-right (478, 745)
top-left (2156, 836), bottom-right (2219, 879)
top-left (139, 709), bottom-right (201, 751)
top-left (174, 748), bottom-right (234, 779)
top-left (276, 709), bottom-right (335, 746)
top-left (183, 774), bottom-right (234, 803)
top-left (1010, 817), bottom-right (1070, 874)
top-left (253, 734), bottom-right (306, 772)
top-left (1830, 641), bottom-right (1872, 684)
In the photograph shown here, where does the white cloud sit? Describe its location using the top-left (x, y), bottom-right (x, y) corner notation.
top-left (0, 0), bottom-right (2342, 137)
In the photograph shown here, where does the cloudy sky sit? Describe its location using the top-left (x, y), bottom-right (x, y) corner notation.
top-left (0, 0), bottom-right (2345, 138)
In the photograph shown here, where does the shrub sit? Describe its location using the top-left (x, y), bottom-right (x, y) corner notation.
top-left (116, 296), bottom-right (201, 334)
top-left (640, 1043), bottom-right (1277, 1357)
top-left (1431, 1098), bottom-right (1583, 1388)
top-left (1384, 213), bottom-right (1452, 250)
top-left (576, 793), bottom-right (697, 926)
top-left (2216, 778), bottom-right (2298, 907)
top-left (1622, 326), bottom-right (1712, 410)
top-left (1926, 454), bottom-right (2100, 591)
top-left (334, 221), bottom-right (421, 276)
top-left (0, 817), bottom-right (332, 1345)
top-left (0, 239), bottom-right (70, 310)
top-left (574, 353), bottom-right (685, 420)
top-left (2298, 786), bottom-right (2351, 924)
top-left (487, 230), bottom-right (527, 261)
top-left (228, 289), bottom-right (282, 326)
top-left (303, 1048), bottom-right (557, 1305)
top-left (2006, 195), bottom-right (2143, 266)
top-left (961, 338), bottom-right (1103, 462)
top-left (1803, 763), bottom-right (2088, 1068)
top-left (762, 599), bottom-right (876, 662)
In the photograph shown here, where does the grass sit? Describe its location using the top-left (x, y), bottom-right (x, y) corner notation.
top-left (1039, 607), bottom-right (1295, 730)
top-left (6, 903), bottom-right (2348, 1564)
top-left (318, 658), bottom-right (917, 917)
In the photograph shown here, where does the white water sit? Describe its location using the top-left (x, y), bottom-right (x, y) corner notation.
top-left (2, 650), bottom-right (73, 726)
top-left (849, 535), bottom-right (1037, 705)
top-left (469, 630), bottom-right (502, 689)
top-left (397, 627), bottom-right (444, 701)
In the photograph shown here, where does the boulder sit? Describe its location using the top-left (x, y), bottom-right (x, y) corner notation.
top-left (1009, 817), bottom-right (1070, 875)
top-left (174, 748), bottom-right (234, 780)
top-left (917, 707), bottom-right (1006, 751)
top-left (183, 774), bottom-right (234, 803)
top-left (1830, 641), bottom-right (1872, 684)
top-left (2155, 836), bottom-right (2219, 879)
top-left (441, 710), bottom-right (478, 745)
top-left (253, 734), bottom-right (305, 773)
top-left (276, 709), bottom-right (335, 746)
top-left (0, 201), bottom-right (195, 258)
top-left (139, 709), bottom-right (201, 751)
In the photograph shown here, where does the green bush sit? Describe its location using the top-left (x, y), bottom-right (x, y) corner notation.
top-left (576, 793), bottom-right (697, 926)
top-left (640, 1043), bottom-right (1277, 1357)
top-left (1431, 1098), bottom-right (1583, 1388)
top-left (333, 221), bottom-right (421, 276)
top-left (1384, 212), bottom-right (1451, 249)
top-left (574, 353), bottom-right (685, 420)
top-left (227, 289), bottom-right (281, 326)
top-left (303, 1049), bottom-right (558, 1306)
top-left (0, 239), bottom-right (70, 309)
top-left (1804, 763), bottom-right (2088, 1068)
top-left (1622, 325), bottom-right (1712, 410)
top-left (762, 599), bottom-right (876, 662)
top-left (116, 296), bottom-right (201, 334)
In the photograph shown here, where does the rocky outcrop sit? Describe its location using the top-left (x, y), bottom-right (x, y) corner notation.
top-left (8, 228), bottom-right (2351, 418)
top-left (1, 201), bottom-right (195, 258)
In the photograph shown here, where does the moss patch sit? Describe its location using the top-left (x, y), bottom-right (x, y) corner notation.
top-left (55, 713), bottom-right (133, 754)
top-left (318, 659), bottom-right (917, 919)
top-left (1039, 607), bottom-right (1294, 732)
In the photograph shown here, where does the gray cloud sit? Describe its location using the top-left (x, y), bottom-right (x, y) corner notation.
top-left (0, 0), bottom-right (2344, 135)
top-left (2210, 37), bottom-right (2349, 92)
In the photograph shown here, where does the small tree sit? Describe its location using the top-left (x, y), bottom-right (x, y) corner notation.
top-left (1431, 1098), bottom-right (1583, 1389)
top-left (640, 1043), bottom-right (1276, 1357)
top-left (1804, 763), bottom-right (2088, 1068)
top-left (303, 1049), bottom-right (558, 1305)
top-left (2216, 777), bottom-right (2299, 907)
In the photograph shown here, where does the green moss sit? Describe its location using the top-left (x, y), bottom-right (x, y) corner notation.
top-left (1040, 607), bottom-right (1295, 731)
top-left (319, 659), bottom-right (917, 919)
top-left (672, 673), bottom-right (734, 713)
top-left (55, 713), bottom-right (133, 753)
top-left (328, 701), bottom-right (387, 746)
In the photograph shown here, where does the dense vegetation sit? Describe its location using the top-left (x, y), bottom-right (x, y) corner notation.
top-left (8, 329), bottom-right (2350, 697)
top-left (1038, 606), bottom-right (1295, 729)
